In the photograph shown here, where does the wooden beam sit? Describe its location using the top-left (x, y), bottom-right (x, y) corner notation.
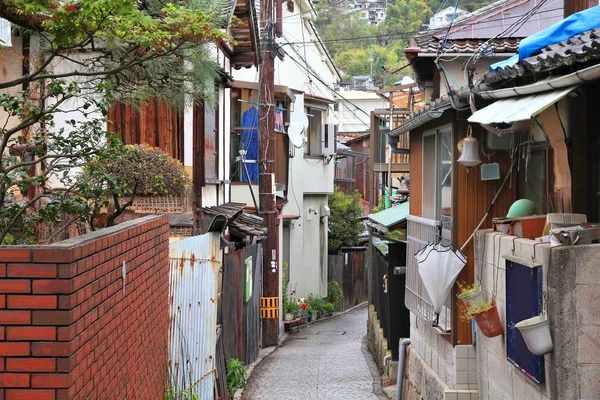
top-left (376, 83), bottom-right (418, 95)
top-left (372, 163), bottom-right (410, 173)
top-left (564, 0), bottom-right (595, 17)
top-left (373, 109), bottom-right (411, 116)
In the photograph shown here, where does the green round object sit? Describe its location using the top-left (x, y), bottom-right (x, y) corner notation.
top-left (506, 199), bottom-right (538, 218)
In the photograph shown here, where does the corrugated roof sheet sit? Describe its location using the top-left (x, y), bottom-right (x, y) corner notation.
top-left (368, 201), bottom-right (410, 229)
top-left (468, 87), bottom-right (577, 124)
top-left (483, 28), bottom-right (600, 84)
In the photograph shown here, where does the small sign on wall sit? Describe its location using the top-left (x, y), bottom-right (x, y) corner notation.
top-left (244, 256), bottom-right (253, 303)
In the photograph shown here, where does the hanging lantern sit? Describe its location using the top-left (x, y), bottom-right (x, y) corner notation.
top-left (457, 127), bottom-right (482, 168)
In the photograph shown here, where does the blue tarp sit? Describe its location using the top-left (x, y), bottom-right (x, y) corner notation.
top-left (490, 5), bottom-right (600, 71)
top-left (241, 107), bottom-right (259, 182)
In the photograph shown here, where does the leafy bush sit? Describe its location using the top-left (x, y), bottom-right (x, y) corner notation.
top-left (226, 358), bottom-right (246, 399)
top-left (323, 302), bottom-right (335, 314)
top-left (82, 144), bottom-right (191, 227)
top-left (164, 387), bottom-right (200, 400)
top-left (328, 189), bottom-right (364, 253)
top-left (306, 293), bottom-right (325, 316)
top-left (327, 280), bottom-right (343, 308)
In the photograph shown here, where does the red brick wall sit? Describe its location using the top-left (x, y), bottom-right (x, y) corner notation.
top-left (0, 215), bottom-right (170, 400)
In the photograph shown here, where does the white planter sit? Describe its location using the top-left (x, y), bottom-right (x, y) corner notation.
top-left (284, 313), bottom-right (295, 321)
top-left (515, 314), bottom-right (553, 355)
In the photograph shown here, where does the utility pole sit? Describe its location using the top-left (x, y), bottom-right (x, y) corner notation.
top-left (564, 0), bottom-right (595, 17)
top-left (258, 0), bottom-right (279, 347)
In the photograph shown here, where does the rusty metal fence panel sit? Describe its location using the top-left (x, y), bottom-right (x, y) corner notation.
top-left (405, 215), bottom-right (452, 332)
top-left (221, 244), bottom-right (262, 366)
top-left (169, 232), bottom-right (222, 399)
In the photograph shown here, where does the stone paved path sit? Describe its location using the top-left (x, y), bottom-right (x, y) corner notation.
top-left (242, 305), bottom-right (386, 400)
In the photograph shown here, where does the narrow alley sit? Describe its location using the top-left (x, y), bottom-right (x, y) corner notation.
top-left (242, 306), bottom-right (387, 400)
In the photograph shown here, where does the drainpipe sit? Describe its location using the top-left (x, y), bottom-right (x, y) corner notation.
top-left (395, 338), bottom-right (411, 400)
top-left (383, 354), bottom-right (391, 371)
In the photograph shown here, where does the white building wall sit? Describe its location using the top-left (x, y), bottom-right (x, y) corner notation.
top-left (232, 0), bottom-right (339, 298)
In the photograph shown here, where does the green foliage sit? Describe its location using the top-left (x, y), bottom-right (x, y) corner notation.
top-left (226, 358), bottom-right (246, 399)
top-left (306, 293), bottom-right (325, 315)
top-left (328, 189), bottom-right (364, 254)
top-left (385, 0), bottom-right (432, 34)
top-left (0, 0), bottom-right (228, 244)
top-left (324, 302), bottom-right (335, 314)
top-left (165, 387), bottom-right (201, 400)
top-left (385, 230), bottom-right (406, 241)
top-left (282, 280), bottom-right (300, 314)
top-left (327, 280), bottom-right (343, 308)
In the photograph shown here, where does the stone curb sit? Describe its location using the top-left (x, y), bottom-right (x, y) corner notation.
top-left (234, 302), bottom-right (369, 399)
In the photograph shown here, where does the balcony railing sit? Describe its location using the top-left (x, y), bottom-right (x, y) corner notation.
top-left (405, 215), bottom-right (453, 333)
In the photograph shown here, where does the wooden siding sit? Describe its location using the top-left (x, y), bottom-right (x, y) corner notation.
top-left (107, 101), bottom-right (183, 161)
top-left (409, 114), bottom-right (516, 345)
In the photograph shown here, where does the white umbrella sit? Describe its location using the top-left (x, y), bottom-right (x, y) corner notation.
top-left (416, 243), bottom-right (466, 316)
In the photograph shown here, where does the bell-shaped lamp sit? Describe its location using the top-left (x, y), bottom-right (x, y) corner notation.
top-left (457, 136), bottom-right (482, 168)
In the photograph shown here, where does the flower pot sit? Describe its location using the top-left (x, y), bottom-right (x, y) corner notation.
top-left (474, 302), bottom-right (504, 338)
top-left (284, 313), bottom-right (295, 321)
top-left (515, 314), bottom-right (553, 355)
top-left (458, 288), bottom-right (486, 309)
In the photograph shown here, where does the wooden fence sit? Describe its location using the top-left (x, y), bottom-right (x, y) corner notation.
top-left (221, 244), bottom-right (263, 366)
top-left (328, 248), bottom-right (369, 312)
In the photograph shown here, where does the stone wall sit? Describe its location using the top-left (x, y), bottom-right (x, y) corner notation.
top-left (474, 230), bottom-right (600, 399)
top-left (0, 215), bottom-right (170, 400)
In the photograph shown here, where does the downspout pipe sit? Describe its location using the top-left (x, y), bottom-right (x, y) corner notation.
top-left (475, 63), bottom-right (600, 99)
top-left (395, 338), bottom-right (411, 400)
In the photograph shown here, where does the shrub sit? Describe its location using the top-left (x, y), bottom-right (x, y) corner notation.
top-left (327, 280), bottom-right (343, 308)
top-left (306, 293), bottom-right (325, 315)
top-left (82, 144), bottom-right (191, 227)
top-left (324, 302), bottom-right (335, 314)
top-left (226, 358), bottom-right (246, 399)
top-left (328, 189), bottom-right (364, 253)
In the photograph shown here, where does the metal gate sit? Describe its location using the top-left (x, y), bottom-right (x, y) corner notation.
top-left (169, 232), bottom-right (222, 399)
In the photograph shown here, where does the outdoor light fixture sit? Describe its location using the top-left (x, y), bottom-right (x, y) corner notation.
top-left (457, 126), bottom-right (482, 168)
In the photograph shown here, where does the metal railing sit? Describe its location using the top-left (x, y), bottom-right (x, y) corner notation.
top-left (405, 215), bottom-right (453, 332)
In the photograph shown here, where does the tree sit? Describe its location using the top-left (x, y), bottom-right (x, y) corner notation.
top-left (385, 0), bottom-right (432, 34)
top-left (328, 189), bottom-right (364, 253)
top-left (0, 0), bottom-right (228, 243)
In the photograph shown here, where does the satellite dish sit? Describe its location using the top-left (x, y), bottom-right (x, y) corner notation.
top-left (288, 123), bottom-right (305, 148)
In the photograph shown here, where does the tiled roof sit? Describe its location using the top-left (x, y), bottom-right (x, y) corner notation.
top-left (483, 28), bottom-right (600, 84)
top-left (412, 0), bottom-right (562, 55)
top-left (421, 38), bottom-right (519, 54)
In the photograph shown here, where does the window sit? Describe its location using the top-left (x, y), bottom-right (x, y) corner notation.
top-left (422, 125), bottom-right (453, 239)
top-left (305, 106), bottom-right (323, 157)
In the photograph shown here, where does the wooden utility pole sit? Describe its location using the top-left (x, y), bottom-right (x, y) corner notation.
top-left (258, 0), bottom-right (279, 347)
top-left (564, 0), bottom-right (595, 17)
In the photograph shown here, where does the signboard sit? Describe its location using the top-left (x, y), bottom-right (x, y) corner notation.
top-left (274, 108), bottom-right (285, 133)
top-left (244, 256), bottom-right (253, 303)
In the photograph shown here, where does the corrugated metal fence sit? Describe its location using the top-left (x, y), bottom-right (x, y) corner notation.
top-left (169, 232), bottom-right (222, 399)
top-left (221, 244), bottom-right (263, 366)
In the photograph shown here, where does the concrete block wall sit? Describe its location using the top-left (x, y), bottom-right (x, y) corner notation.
top-left (405, 313), bottom-right (478, 400)
top-left (0, 215), bottom-right (170, 400)
top-left (474, 230), bottom-right (600, 400)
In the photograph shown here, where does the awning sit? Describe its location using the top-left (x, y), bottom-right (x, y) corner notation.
top-left (366, 201), bottom-right (410, 232)
top-left (468, 87), bottom-right (576, 125)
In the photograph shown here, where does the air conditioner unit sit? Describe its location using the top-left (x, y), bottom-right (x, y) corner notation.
top-left (322, 123), bottom-right (337, 156)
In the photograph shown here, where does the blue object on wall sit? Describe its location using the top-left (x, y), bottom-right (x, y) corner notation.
top-left (505, 259), bottom-right (544, 384)
top-left (241, 107), bottom-right (259, 182)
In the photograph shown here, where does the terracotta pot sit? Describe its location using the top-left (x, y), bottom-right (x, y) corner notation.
top-left (474, 302), bottom-right (504, 338)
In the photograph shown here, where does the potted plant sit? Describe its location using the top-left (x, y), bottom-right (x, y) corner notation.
top-left (463, 298), bottom-right (504, 338)
top-left (323, 302), bottom-right (335, 317)
top-left (284, 302), bottom-right (300, 321)
top-left (457, 281), bottom-right (485, 309)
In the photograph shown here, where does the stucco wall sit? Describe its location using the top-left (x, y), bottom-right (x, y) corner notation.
top-left (474, 230), bottom-right (600, 400)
